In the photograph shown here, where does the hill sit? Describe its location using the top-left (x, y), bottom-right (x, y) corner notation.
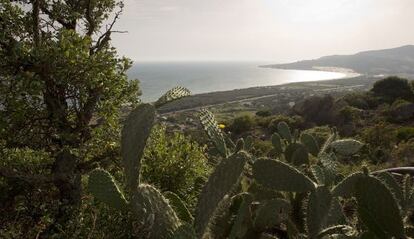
top-left (263, 45), bottom-right (414, 75)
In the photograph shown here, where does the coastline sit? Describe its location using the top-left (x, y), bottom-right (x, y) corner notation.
top-left (157, 67), bottom-right (375, 114)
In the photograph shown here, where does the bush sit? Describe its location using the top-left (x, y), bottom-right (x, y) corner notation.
top-left (342, 92), bottom-right (380, 110)
top-left (256, 109), bottom-right (272, 117)
top-left (251, 139), bottom-right (273, 157)
top-left (391, 140), bottom-right (414, 166)
top-left (371, 76), bottom-right (414, 103)
top-left (303, 126), bottom-right (332, 147)
top-left (292, 95), bottom-right (336, 125)
top-left (141, 125), bottom-right (210, 209)
top-left (361, 123), bottom-right (396, 150)
top-left (267, 115), bottom-right (305, 133)
top-left (396, 127), bottom-right (414, 142)
top-left (229, 114), bottom-right (255, 134)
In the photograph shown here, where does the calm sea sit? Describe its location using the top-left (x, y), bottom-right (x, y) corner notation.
top-left (128, 62), bottom-right (346, 102)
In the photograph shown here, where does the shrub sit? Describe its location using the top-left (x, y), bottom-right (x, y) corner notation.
top-left (251, 139), bottom-right (273, 157)
top-left (361, 123), bottom-right (396, 150)
top-left (268, 115), bottom-right (305, 133)
top-left (396, 127), bottom-right (414, 142)
top-left (371, 76), bottom-right (414, 103)
top-left (292, 95), bottom-right (336, 125)
top-left (141, 125), bottom-right (210, 209)
top-left (391, 140), bottom-right (414, 166)
top-left (256, 109), bottom-right (272, 117)
top-left (303, 126), bottom-right (332, 147)
top-left (228, 114), bottom-right (255, 134)
top-left (342, 92), bottom-right (380, 110)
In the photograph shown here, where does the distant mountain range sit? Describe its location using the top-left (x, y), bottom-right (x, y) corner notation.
top-left (263, 45), bottom-right (414, 75)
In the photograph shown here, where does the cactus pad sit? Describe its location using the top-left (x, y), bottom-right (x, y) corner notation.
top-left (331, 172), bottom-right (365, 198)
top-left (306, 186), bottom-right (332, 238)
top-left (199, 109), bottom-right (228, 157)
top-left (300, 133), bottom-right (319, 157)
top-left (155, 86), bottom-right (191, 108)
top-left (252, 159), bottom-right (316, 192)
top-left (253, 198), bottom-right (291, 231)
top-left (88, 169), bottom-right (128, 211)
top-left (194, 151), bottom-right (249, 236)
top-left (131, 184), bottom-right (181, 239)
top-left (121, 103), bottom-right (155, 190)
top-left (330, 139), bottom-right (363, 156)
top-left (355, 176), bottom-right (405, 239)
top-left (164, 191), bottom-right (194, 224)
top-left (277, 121), bottom-right (292, 143)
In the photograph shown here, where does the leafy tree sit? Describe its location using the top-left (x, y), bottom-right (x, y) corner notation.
top-left (371, 76), bottom-right (414, 103)
top-left (0, 0), bottom-right (139, 228)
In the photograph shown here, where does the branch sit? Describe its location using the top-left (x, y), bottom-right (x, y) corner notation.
top-left (85, 0), bottom-right (95, 36)
top-left (90, 7), bottom-right (123, 54)
top-left (32, 0), bottom-right (41, 45)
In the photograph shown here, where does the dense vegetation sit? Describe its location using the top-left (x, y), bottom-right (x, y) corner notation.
top-left (2, 1), bottom-right (414, 238)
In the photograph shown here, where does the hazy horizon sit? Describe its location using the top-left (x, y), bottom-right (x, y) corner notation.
top-left (112, 0), bottom-right (414, 63)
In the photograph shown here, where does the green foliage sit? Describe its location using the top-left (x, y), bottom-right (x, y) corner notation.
top-left (371, 76), bottom-right (414, 103)
top-left (141, 125), bottom-right (210, 208)
top-left (267, 115), bottom-right (305, 133)
top-left (229, 114), bottom-right (255, 134)
top-left (256, 109), bottom-right (272, 117)
top-left (303, 126), bottom-right (332, 148)
top-left (396, 127), bottom-right (414, 142)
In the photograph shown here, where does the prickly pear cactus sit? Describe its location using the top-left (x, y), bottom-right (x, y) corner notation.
top-left (194, 151), bottom-right (249, 237)
top-left (121, 103), bottom-right (155, 190)
top-left (330, 139), bottom-right (363, 156)
top-left (164, 191), bottom-right (194, 223)
top-left (331, 172), bottom-right (365, 198)
top-left (131, 184), bottom-right (181, 239)
top-left (300, 133), bottom-right (319, 157)
top-left (228, 193), bottom-right (254, 239)
top-left (277, 121), bottom-right (292, 143)
top-left (155, 86), bottom-right (191, 108)
top-left (252, 159), bottom-right (315, 192)
top-left (88, 169), bottom-right (128, 211)
top-left (355, 176), bottom-right (405, 239)
top-left (271, 133), bottom-right (284, 155)
top-left (253, 198), bottom-right (291, 231)
top-left (306, 186), bottom-right (332, 238)
top-left (199, 109), bottom-right (228, 157)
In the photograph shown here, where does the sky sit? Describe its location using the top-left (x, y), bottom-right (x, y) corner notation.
top-left (111, 0), bottom-right (414, 62)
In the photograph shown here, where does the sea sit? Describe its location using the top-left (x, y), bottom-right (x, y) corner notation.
top-left (127, 61), bottom-right (346, 102)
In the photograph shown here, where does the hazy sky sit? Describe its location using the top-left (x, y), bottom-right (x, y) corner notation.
top-left (111, 0), bottom-right (414, 62)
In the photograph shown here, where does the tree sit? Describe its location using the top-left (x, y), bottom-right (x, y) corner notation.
top-left (0, 0), bottom-right (139, 226)
top-left (371, 76), bottom-right (414, 103)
